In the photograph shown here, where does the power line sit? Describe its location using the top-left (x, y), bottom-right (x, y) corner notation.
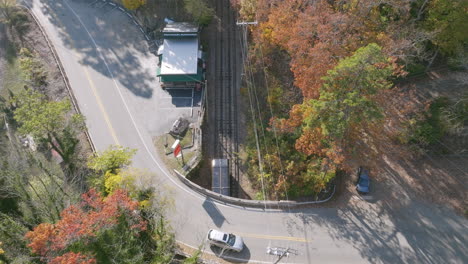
top-left (238, 23), bottom-right (268, 204)
top-left (240, 26), bottom-right (276, 192)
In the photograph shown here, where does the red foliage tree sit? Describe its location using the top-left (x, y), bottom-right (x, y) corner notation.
top-left (25, 189), bottom-right (146, 262)
top-left (50, 252), bottom-right (96, 264)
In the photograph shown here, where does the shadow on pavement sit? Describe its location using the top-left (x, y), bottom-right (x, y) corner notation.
top-left (25, 0), bottom-right (155, 98)
top-left (292, 194), bottom-right (468, 264)
top-left (202, 197), bottom-right (228, 227)
top-left (209, 244), bottom-right (251, 263)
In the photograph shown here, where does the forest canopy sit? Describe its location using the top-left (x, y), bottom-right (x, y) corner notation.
top-left (234, 0), bottom-right (467, 198)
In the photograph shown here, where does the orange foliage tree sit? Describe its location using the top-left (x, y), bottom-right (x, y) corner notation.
top-left (25, 189), bottom-right (146, 263)
top-left (49, 252), bottom-right (96, 264)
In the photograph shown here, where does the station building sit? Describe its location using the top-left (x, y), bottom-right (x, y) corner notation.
top-left (157, 22), bottom-right (204, 88)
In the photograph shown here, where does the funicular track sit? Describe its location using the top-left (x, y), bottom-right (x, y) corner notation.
top-left (210, 0), bottom-right (240, 197)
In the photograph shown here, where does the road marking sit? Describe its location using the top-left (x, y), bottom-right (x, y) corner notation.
top-left (61, 0), bottom-right (287, 214)
top-left (236, 232), bottom-right (308, 243)
top-left (83, 67), bottom-right (120, 145)
top-left (30, 0), bottom-right (120, 146)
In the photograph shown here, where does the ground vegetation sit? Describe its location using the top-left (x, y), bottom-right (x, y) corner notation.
top-left (233, 0), bottom-right (468, 200)
top-left (0, 4), bottom-right (200, 263)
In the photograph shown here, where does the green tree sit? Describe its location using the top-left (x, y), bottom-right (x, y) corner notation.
top-left (19, 48), bottom-right (47, 86)
top-left (184, 0), bottom-right (214, 26)
top-left (302, 43), bottom-right (395, 140)
top-left (423, 0), bottom-right (468, 55)
top-left (0, 0), bottom-right (16, 24)
top-left (87, 145), bottom-right (136, 174)
top-left (12, 88), bottom-right (84, 171)
top-left (122, 0), bottom-right (146, 10)
top-left (0, 0), bottom-right (29, 37)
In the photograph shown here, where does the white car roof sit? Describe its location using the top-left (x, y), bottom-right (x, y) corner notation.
top-left (209, 230), bottom-right (227, 243)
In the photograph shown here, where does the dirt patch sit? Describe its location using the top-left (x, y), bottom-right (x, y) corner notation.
top-left (342, 69), bottom-right (468, 215)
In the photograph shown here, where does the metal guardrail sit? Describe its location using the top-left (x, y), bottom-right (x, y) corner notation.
top-left (174, 169), bottom-right (336, 209)
top-left (18, 4), bottom-right (97, 153)
top-left (92, 0), bottom-right (151, 42)
top-left (86, 1), bottom-right (337, 209)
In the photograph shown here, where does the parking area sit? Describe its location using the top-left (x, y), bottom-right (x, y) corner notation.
top-left (148, 87), bottom-right (203, 136)
top-left (159, 88), bottom-right (202, 109)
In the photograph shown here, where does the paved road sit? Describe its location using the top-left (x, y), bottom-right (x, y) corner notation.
top-left (24, 0), bottom-right (468, 263)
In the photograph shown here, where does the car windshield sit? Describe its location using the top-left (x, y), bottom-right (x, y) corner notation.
top-left (227, 234), bottom-right (236, 246)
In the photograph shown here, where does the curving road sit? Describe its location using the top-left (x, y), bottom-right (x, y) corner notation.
top-left (23, 0), bottom-right (468, 263)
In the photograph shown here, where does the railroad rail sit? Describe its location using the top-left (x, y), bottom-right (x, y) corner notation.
top-left (209, 0), bottom-right (241, 197)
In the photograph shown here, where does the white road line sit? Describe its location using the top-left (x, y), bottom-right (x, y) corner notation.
top-left (36, 2), bottom-right (296, 263)
top-left (62, 0), bottom-right (267, 212)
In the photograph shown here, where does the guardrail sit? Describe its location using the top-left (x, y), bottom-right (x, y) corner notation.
top-left (91, 0), bottom-right (151, 42)
top-left (174, 169), bottom-right (336, 209)
top-left (18, 4), bottom-right (96, 153)
top-left (87, 0), bottom-right (337, 208)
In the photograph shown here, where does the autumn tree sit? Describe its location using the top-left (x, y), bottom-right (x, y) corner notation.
top-left (293, 44), bottom-right (397, 164)
top-left (87, 145), bottom-right (136, 174)
top-left (12, 88), bottom-right (84, 171)
top-left (122, 0), bottom-right (146, 10)
top-left (25, 189), bottom-right (151, 263)
top-left (49, 252), bottom-right (96, 264)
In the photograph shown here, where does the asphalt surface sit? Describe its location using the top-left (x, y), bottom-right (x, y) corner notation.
top-left (24, 0), bottom-right (468, 263)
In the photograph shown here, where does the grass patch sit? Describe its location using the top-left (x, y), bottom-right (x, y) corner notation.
top-left (153, 129), bottom-right (197, 173)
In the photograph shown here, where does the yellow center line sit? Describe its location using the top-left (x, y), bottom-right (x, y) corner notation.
top-left (82, 67), bottom-right (120, 145)
top-left (236, 232), bottom-right (308, 243)
top-left (40, 2), bottom-right (119, 145)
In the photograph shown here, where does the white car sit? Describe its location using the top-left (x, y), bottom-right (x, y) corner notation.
top-left (206, 229), bottom-right (244, 252)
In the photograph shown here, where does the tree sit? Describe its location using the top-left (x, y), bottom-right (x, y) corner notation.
top-left (294, 43), bottom-right (397, 165)
top-left (12, 88), bottom-right (84, 171)
top-left (103, 168), bottom-right (137, 195)
top-left (0, 0), bottom-right (29, 37)
top-left (19, 48), bottom-right (47, 86)
top-left (423, 0), bottom-right (468, 55)
top-left (25, 189), bottom-right (147, 263)
top-left (0, 0), bottom-right (16, 24)
top-left (87, 145), bottom-right (136, 174)
top-left (0, 213), bottom-right (31, 263)
top-left (122, 0), bottom-right (146, 10)
top-left (184, 0), bottom-right (214, 26)
top-left (50, 252), bottom-right (96, 264)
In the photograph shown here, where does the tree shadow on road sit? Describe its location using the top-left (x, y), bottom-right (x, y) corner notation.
top-left (292, 194), bottom-right (468, 264)
top-left (24, 0), bottom-right (156, 98)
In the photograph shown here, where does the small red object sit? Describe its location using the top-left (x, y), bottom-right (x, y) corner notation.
top-left (174, 144), bottom-right (182, 157)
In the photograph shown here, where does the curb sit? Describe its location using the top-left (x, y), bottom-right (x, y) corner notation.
top-left (174, 169), bottom-right (336, 209)
top-left (18, 4), bottom-right (97, 153)
top-left (93, 0), bottom-right (151, 41)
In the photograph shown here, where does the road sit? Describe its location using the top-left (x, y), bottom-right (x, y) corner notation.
top-left (23, 0), bottom-right (468, 263)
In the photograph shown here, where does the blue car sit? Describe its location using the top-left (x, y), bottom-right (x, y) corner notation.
top-left (356, 167), bottom-right (370, 194)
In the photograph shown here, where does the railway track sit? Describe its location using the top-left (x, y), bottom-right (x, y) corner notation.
top-left (209, 0), bottom-right (241, 197)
